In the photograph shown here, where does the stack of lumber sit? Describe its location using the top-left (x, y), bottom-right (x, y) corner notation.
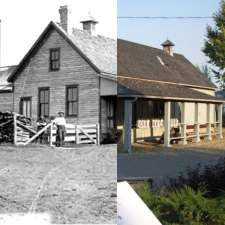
top-left (0, 112), bottom-right (33, 144)
top-left (16, 115), bottom-right (34, 144)
top-left (0, 112), bottom-right (14, 143)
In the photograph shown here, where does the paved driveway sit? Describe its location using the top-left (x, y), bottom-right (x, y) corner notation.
top-left (118, 148), bottom-right (225, 186)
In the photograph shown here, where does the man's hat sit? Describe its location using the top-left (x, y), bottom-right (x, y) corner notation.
top-left (58, 111), bottom-right (64, 115)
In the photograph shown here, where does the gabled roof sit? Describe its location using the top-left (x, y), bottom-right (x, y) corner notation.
top-left (8, 21), bottom-right (116, 82)
top-left (0, 65), bottom-right (17, 92)
top-left (118, 39), bottom-right (216, 90)
top-left (71, 28), bottom-right (116, 75)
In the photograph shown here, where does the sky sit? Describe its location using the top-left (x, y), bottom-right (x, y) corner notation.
top-left (118, 0), bottom-right (221, 68)
top-left (0, 0), bottom-right (116, 66)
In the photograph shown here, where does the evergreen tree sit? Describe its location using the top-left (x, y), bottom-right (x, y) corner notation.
top-left (196, 64), bottom-right (212, 81)
top-left (203, 0), bottom-right (225, 90)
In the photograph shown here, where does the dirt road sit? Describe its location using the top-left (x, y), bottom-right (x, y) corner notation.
top-left (0, 144), bottom-right (116, 224)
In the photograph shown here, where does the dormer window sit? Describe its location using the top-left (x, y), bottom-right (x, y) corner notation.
top-left (49, 48), bottom-right (60, 71)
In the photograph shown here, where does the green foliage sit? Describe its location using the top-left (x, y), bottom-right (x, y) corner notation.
top-left (203, 0), bottom-right (225, 89)
top-left (137, 183), bottom-right (225, 225)
top-left (166, 158), bottom-right (225, 198)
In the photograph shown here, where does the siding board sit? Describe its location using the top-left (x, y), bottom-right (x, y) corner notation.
top-left (13, 29), bottom-right (99, 125)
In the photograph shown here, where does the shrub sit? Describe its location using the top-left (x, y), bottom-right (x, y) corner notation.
top-left (137, 183), bottom-right (225, 225)
top-left (166, 157), bottom-right (225, 197)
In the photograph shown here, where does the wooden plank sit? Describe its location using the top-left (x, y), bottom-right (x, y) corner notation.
top-left (23, 123), bottom-right (52, 145)
top-left (79, 139), bottom-right (93, 144)
top-left (77, 126), bottom-right (96, 144)
top-left (13, 113), bottom-right (17, 145)
top-left (79, 134), bottom-right (97, 139)
top-left (97, 123), bottom-right (100, 145)
top-left (16, 120), bottom-right (37, 134)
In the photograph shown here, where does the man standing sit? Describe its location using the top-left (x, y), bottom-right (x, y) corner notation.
top-left (54, 111), bottom-right (66, 147)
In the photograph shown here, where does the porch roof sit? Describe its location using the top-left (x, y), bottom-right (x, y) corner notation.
top-left (118, 77), bottom-right (225, 103)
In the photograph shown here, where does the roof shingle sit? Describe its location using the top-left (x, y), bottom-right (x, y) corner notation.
top-left (118, 39), bottom-right (216, 89)
top-left (118, 77), bottom-right (224, 103)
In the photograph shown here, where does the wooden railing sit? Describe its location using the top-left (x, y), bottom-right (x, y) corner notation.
top-left (50, 124), bottom-right (100, 145)
top-left (13, 113), bottom-right (100, 146)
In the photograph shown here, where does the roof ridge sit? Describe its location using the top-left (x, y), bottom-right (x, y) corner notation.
top-left (72, 27), bottom-right (116, 41)
top-left (118, 38), bottom-right (181, 57)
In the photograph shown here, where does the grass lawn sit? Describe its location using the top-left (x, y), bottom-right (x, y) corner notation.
top-left (0, 144), bottom-right (116, 224)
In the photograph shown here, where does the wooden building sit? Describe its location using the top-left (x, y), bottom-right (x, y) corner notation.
top-left (117, 39), bottom-right (224, 152)
top-left (0, 6), bottom-right (117, 142)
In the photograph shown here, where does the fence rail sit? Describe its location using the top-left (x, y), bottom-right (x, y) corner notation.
top-left (11, 113), bottom-right (100, 146)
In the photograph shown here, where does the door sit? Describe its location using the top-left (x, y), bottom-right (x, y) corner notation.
top-left (20, 97), bottom-right (32, 118)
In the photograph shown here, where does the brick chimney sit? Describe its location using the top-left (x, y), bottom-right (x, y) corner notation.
top-left (161, 40), bottom-right (175, 56)
top-left (59, 5), bottom-right (69, 32)
top-left (80, 13), bottom-right (98, 35)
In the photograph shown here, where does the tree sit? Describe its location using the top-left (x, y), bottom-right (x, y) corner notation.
top-left (196, 64), bottom-right (212, 81)
top-left (203, 0), bottom-right (225, 90)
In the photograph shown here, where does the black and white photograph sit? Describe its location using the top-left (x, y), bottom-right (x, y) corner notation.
top-left (0, 0), bottom-right (116, 224)
top-left (1, 0), bottom-right (225, 224)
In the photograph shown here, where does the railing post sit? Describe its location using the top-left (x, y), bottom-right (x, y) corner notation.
top-left (218, 103), bottom-right (223, 139)
top-left (195, 103), bottom-right (200, 143)
top-left (124, 99), bottom-right (133, 153)
top-left (164, 101), bottom-right (171, 147)
top-left (49, 123), bottom-right (53, 147)
top-left (207, 103), bottom-right (212, 141)
top-left (76, 125), bottom-right (79, 144)
top-left (13, 113), bottom-right (17, 146)
top-left (97, 123), bottom-right (100, 145)
top-left (181, 102), bottom-right (187, 145)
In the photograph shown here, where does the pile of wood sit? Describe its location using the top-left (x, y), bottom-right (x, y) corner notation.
top-left (0, 112), bottom-right (33, 143)
top-left (0, 112), bottom-right (14, 143)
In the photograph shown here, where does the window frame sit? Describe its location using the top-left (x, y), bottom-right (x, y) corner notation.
top-left (38, 87), bottom-right (50, 118)
top-left (20, 97), bottom-right (32, 118)
top-left (49, 48), bottom-right (60, 71)
top-left (65, 84), bottom-right (79, 117)
top-left (106, 99), bottom-right (116, 129)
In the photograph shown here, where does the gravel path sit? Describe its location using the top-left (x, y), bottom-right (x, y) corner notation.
top-left (0, 144), bottom-right (116, 224)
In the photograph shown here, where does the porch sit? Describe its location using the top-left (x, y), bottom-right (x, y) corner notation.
top-left (118, 78), bottom-right (224, 153)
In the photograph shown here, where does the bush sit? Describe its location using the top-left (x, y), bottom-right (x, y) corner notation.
top-left (137, 183), bottom-right (225, 225)
top-left (166, 157), bottom-right (225, 197)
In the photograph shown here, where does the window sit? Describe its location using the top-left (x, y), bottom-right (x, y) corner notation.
top-left (107, 99), bottom-right (115, 129)
top-left (20, 97), bottom-right (31, 118)
top-left (38, 87), bottom-right (50, 118)
top-left (66, 85), bottom-right (78, 116)
top-left (49, 48), bottom-right (60, 71)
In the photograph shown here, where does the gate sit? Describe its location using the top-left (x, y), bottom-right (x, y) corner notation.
top-left (11, 113), bottom-right (100, 146)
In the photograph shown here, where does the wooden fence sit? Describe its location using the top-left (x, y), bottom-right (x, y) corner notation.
top-left (12, 113), bottom-right (100, 146)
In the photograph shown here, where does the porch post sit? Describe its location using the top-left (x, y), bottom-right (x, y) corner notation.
top-left (164, 101), bottom-right (171, 147)
top-left (124, 99), bottom-right (133, 153)
top-left (207, 103), bottom-right (212, 141)
top-left (218, 103), bottom-right (223, 139)
top-left (195, 103), bottom-right (200, 143)
top-left (181, 102), bottom-right (187, 145)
